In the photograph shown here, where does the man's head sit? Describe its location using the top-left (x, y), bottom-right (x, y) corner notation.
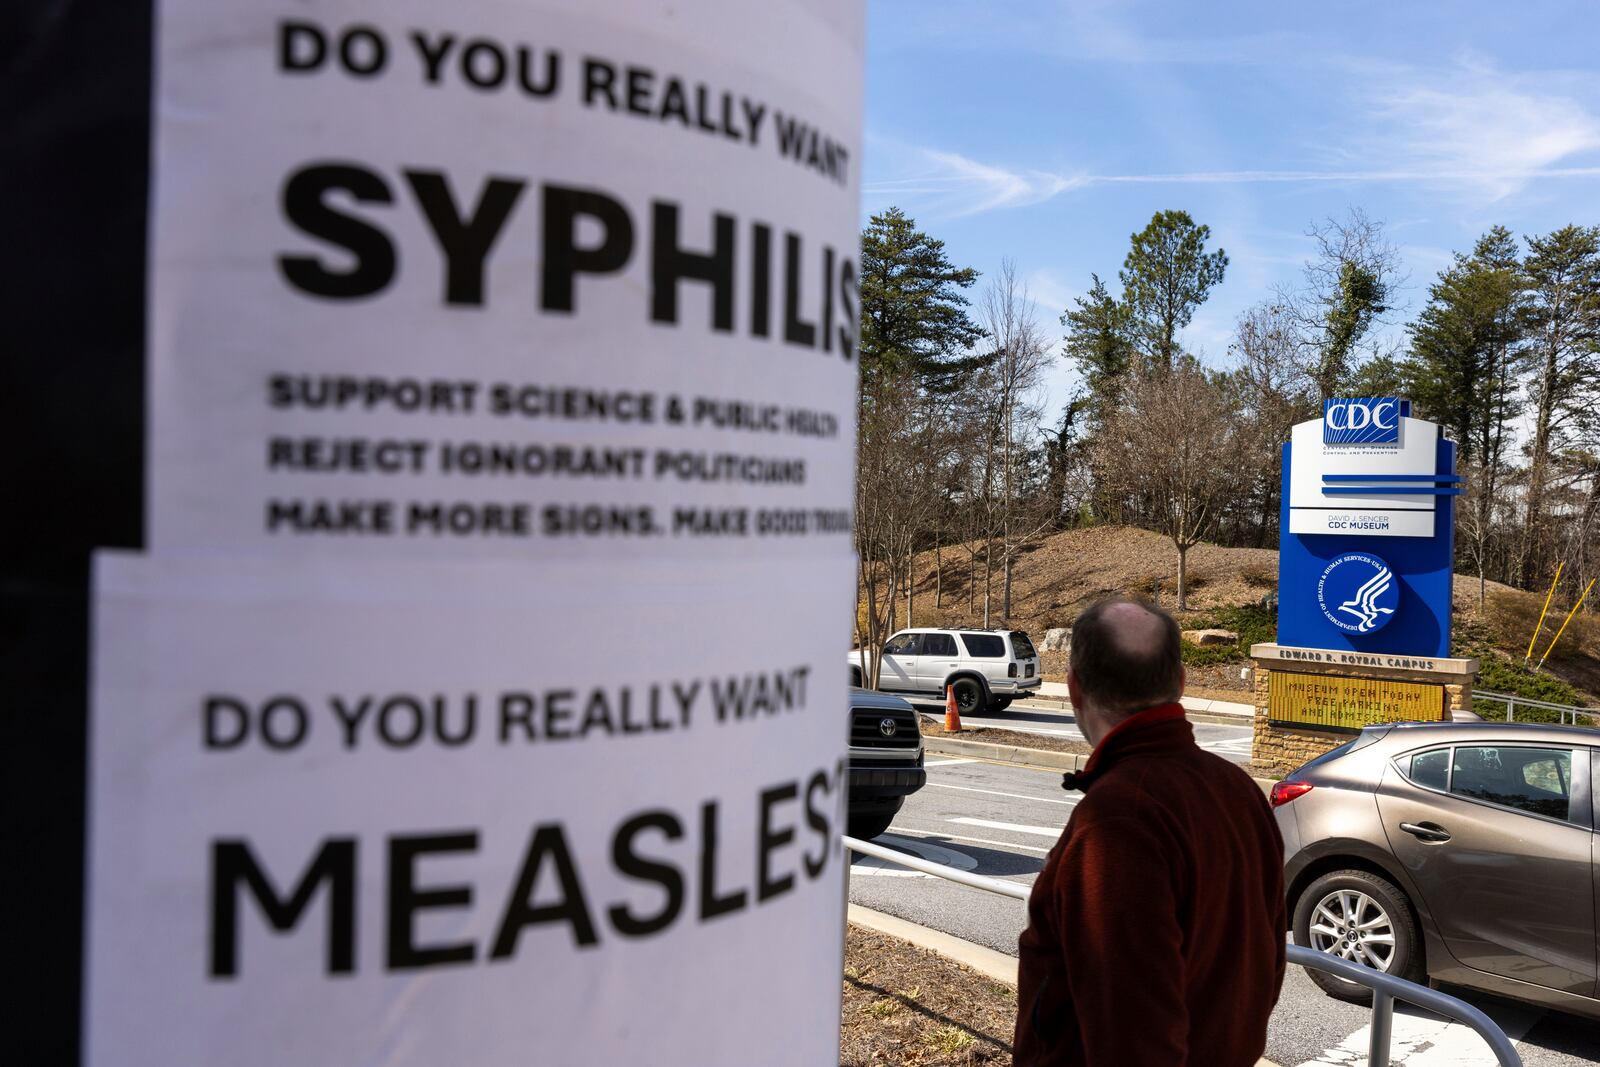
top-left (1067, 598), bottom-right (1185, 746)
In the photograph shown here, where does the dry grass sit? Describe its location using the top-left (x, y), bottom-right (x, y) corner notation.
top-left (841, 926), bottom-right (1016, 1066)
top-left (903, 526), bottom-right (1278, 634)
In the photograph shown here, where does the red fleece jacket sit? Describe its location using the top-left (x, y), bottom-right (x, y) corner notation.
top-left (1013, 703), bottom-right (1285, 1066)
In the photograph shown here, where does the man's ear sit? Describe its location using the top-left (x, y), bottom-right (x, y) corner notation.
top-left (1066, 668), bottom-right (1082, 707)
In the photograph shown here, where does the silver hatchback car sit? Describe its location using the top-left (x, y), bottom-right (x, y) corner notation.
top-left (1273, 721), bottom-right (1599, 1021)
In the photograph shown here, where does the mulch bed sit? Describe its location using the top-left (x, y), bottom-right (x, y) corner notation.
top-left (919, 715), bottom-right (1094, 758)
top-left (842, 926), bottom-right (1016, 1066)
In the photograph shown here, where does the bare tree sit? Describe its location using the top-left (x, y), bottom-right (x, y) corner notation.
top-left (1095, 362), bottom-right (1245, 610)
top-left (1278, 208), bottom-right (1406, 401)
top-left (967, 261), bottom-right (1056, 623)
top-left (1229, 302), bottom-right (1315, 545)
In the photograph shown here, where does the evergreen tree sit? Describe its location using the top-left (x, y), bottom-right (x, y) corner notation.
top-left (858, 207), bottom-right (988, 396)
top-left (1520, 224), bottom-right (1600, 584)
top-left (1061, 273), bottom-right (1135, 423)
top-left (1118, 210), bottom-right (1228, 372)
top-left (1407, 227), bottom-right (1525, 466)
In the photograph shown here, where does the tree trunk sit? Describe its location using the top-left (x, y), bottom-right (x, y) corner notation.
top-left (1176, 542), bottom-right (1189, 611)
top-left (907, 565), bottom-right (914, 629)
top-left (934, 540), bottom-right (943, 608)
top-left (1521, 345), bottom-right (1559, 586)
top-left (859, 555), bottom-right (882, 689)
top-left (972, 547), bottom-right (985, 630)
top-left (886, 571), bottom-right (897, 635)
top-left (1002, 551), bottom-right (1013, 623)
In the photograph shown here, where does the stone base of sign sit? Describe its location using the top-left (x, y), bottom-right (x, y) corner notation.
top-left (1248, 643), bottom-right (1478, 778)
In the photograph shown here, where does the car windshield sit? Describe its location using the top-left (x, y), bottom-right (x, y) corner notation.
top-left (1008, 631), bottom-right (1037, 658)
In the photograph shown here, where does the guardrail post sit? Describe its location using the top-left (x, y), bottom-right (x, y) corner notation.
top-left (1368, 990), bottom-right (1394, 1066)
top-left (1506, 696), bottom-right (1514, 722)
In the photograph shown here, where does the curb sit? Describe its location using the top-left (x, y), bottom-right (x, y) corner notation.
top-left (847, 903), bottom-right (1018, 987)
top-left (924, 735), bottom-right (1279, 795)
top-left (923, 735), bottom-right (1088, 773)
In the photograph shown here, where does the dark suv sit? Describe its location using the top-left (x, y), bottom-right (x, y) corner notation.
top-left (1273, 721), bottom-right (1598, 1020)
top-left (846, 688), bottom-right (926, 839)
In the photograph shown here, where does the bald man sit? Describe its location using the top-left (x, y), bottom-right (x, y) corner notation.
top-left (1013, 598), bottom-right (1285, 1067)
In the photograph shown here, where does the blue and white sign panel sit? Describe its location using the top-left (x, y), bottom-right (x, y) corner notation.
top-left (1278, 399), bottom-right (1458, 657)
top-left (1323, 397), bottom-right (1402, 444)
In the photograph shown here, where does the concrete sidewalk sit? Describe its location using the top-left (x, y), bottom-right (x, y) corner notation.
top-left (1025, 680), bottom-right (1254, 720)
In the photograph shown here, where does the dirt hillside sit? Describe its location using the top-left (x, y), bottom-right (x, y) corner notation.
top-left (880, 525), bottom-right (1600, 705)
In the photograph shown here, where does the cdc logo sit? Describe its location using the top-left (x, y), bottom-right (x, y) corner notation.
top-left (1317, 553), bottom-right (1399, 634)
top-left (1323, 397), bottom-right (1400, 444)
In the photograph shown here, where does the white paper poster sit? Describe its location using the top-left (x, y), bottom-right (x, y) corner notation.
top-left (145, 0), bottom-right (862, 560)
top-left (87, 0), bottom-right (863, 1062)
top-left (87, 553), bottom-right (852, 1065)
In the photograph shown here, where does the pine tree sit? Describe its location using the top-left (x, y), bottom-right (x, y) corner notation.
top-left (1118, 210), bottom-right (1228, 373)
top-left (1061, 273), bottom-right (1135, 424)
top-left (858, 208), bottom-right (988, 396)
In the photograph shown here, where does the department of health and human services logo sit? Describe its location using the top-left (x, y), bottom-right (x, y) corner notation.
top-left (1316, 553), bottom-right (1399, 634)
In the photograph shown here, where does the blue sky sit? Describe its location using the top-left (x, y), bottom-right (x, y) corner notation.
top-left (863, 0), bottom-right (1600, 420)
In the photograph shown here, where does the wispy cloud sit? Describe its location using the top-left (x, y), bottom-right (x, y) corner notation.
top-left (1024, 269), bottom-right (1078, 320)
top-left (865, 146), bottom-right (1086, 217)
top-left (864, 150), bottom-right (1600, 219)
top-left (1352, 58), bottom-right (1600, 201)
top-left (866, 51), bottom-right (1600, 220)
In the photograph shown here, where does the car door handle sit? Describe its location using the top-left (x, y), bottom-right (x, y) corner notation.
top-left (1399, 822), bottom-right (1451, 843)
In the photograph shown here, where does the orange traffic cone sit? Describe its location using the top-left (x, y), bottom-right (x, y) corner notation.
top-left (945, 685), bottom-right (963, 733)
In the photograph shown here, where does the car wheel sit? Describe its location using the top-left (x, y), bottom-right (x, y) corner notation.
top-left (951, 677), bottom-right (984, 716)
top-left (847, 807), bottom-right (898, 840)
top-left (849, 666), bottom-right (863, 687)
top-left (1293, 869), bottom-right (1423, 1004)
top-left (988, 696), bottom-right (1014, 713)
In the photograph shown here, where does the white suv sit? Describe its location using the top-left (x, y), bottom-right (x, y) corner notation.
top-left (848, 628), bottom-right (1041, 715)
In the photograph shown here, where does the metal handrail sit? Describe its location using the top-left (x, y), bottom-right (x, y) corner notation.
top-left (845, 835), bottom-right (1522, 1067)
top-left (1474, 690), bottom-right (1599, 728)
top-left (1283, 944), bottom-right (1522, 1066)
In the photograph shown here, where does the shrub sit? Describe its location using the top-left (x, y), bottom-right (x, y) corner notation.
top-left (1474, 655), bottom-right (1589, 716)
top-left (1240, 561), bottom-right (1277, 587)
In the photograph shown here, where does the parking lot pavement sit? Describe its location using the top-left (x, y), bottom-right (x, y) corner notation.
top-left (902, 699), bottom-right (1258, 764)
top-left (847, 757), bottom-right (1600, 1067)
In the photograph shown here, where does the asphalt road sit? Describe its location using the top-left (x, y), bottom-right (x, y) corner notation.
top-left (903, 698), bottom-right (1259, 764)
top-left (847, 757), bottom-right (1600, 1067)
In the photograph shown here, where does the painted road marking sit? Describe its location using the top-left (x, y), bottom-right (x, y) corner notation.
top-left (849, 835), bottom-right (980, 878)
top-left (887, 824), bottom-right (1054, 854)
top-left (924, 757), bottom-right (975, 767)
top-left (1293, 999), bottom-right (1540, 1067)
top-left (924, 782), bottom-right (1079, 806)
top-left (950, 816), bottom-right (1067, 838)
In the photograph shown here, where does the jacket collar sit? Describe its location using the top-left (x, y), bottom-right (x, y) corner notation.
top-left (1062, 702), bottom-right (1191, 793)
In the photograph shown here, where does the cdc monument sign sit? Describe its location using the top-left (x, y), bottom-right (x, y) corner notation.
top-left (1279, 397), bottom-right (1458, 656)
top-left (1249, 398), bottom-right (1478, 772)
